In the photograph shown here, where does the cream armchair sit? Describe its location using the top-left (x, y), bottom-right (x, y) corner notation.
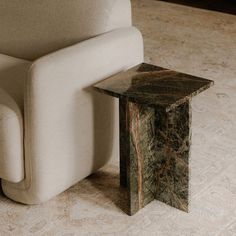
top-left (0, 0), bottom-right (143, 204)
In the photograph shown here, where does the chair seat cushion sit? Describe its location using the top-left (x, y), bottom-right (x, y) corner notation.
top-left (0, 54), bottom-right (30, 182)
top-left (0, 87), bottom-right (24, 182)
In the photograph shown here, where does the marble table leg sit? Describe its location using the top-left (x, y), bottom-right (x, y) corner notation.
top-left (119, 99), bottom-right (191, 216)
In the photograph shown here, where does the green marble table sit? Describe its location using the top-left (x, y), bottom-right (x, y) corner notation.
top-left (94, 63), bottom-right (213, 216)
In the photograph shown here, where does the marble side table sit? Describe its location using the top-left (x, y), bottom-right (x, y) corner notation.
top-left (94, 63), bottom-right (213, 216)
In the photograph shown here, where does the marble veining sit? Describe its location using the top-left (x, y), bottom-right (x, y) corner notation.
top-left (94, 63), bottom-right (213, 112)
top-left (119, 99), bottom-right (190, 215)
top-left (95, 63), bottom-right (213, 215)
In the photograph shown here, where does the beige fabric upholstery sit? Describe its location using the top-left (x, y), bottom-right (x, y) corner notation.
top-left (0, 88), bottom-right (24, 183)
top-left (0, 55), bottom-right (30, 183)
top-left (2, 27), bottom-right (144, 204)
top-left (0, 54), bottom-right (31, 111)
top-left (0, 0), bottom-right (131, 60)
top-left (0, 0), bottom-right (144, 204)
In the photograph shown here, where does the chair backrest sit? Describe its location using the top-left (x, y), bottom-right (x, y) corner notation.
top-left (0, 0), bottom-right (131, 60)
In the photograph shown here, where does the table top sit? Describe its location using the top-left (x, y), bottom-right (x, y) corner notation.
top-left (94, 63), bottom-right (214, 111)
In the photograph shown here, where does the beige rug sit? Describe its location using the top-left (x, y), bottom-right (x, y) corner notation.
top-left (0, 0), bottom-right (236, 235)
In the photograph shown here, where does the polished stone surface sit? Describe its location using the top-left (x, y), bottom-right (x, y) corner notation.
top-left (0, 0), bottom-right (235, 234)
top-left (95, 63), bottom-right (212, 215)
top-left (94, 63), bottom-right (213, 112)
top-left (119, 100), bottom-right (191, 215)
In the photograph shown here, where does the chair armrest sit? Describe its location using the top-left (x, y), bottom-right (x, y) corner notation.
top-left (4, 27), bottom-right (143, 204)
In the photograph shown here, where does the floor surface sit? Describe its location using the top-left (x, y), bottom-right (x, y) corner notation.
top-left (0, 0), bottom-right (236, 235)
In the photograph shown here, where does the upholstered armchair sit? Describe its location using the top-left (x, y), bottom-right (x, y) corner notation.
top-left (0, 0), bottom-right (143, 204)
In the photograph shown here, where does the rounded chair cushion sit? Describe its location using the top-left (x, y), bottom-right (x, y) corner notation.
top-left (0, 87), bottom-right (24, 183)
top-left (0, 54), bottom-right (30, 183)
top-left (0, 0), bottom-right (132, 60)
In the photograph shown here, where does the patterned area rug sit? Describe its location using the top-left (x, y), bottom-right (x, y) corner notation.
top-left (0, 0), bottom-right (236, 235)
